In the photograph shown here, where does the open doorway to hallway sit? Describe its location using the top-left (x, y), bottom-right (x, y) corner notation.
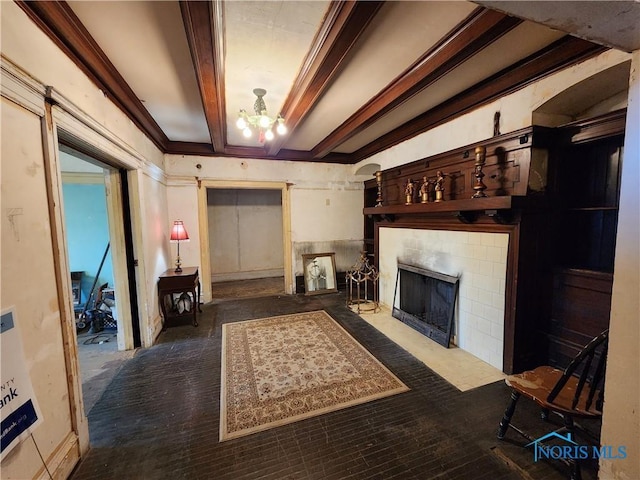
top-left (59, 146), bottom-right (136, 414)
top-left (207, 188), bottom-right (285, 301)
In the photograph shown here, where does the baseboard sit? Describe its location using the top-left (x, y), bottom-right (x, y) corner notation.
top-left (36, 431), bottom-right (80, 480)
top-left (212, 269), bottom-right (284, 283)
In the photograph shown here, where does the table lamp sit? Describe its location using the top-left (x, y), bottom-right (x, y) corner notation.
top-left (170, 220), bottom-right (189, 273)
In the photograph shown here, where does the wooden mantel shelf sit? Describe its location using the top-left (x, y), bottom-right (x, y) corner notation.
top-left (363, 195), bottom-right (546, 222)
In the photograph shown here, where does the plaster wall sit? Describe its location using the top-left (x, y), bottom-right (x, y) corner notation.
top-left (164, 156), bottom-right (365, 284)
top-left (379, 228), bottom-right (508, 369)
top-left (599, 49), bottom-right (640, 480)
top-left (1, 97), bottom-right (77, 479)
top-left (62, 182), bottom-right (114, 302)
top-left (136, 170), bottom-right (170, 343)
top-left (165, 182), bottom-right (201, 278)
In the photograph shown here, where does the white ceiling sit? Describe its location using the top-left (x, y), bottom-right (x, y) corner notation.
top-left (477, 1), bottom-right (640, 52)
top-left (45, 1), bottom-right (640, 162)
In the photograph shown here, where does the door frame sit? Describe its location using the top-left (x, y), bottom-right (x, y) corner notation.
top-left (197, 180), bottom-right (293, 302)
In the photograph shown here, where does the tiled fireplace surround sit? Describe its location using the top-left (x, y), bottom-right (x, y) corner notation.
top-left (379, 227), bottom-right (508, 370)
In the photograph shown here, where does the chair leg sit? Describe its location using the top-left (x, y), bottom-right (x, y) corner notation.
top-left (564, 415), bottom-right (582, 480)
top-left (498, 390), bottom-right (520, 439)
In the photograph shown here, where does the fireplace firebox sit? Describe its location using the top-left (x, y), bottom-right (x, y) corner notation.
top-left (392, 263), bottom-right (459, 348)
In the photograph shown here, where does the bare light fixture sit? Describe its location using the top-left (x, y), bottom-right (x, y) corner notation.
top-left (170, 220), bottom-right (189, 273)
top-left (236, 88), bottom-right (286, 143)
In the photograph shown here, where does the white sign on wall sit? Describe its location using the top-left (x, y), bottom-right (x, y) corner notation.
top-left (1, 307), bottom-right (44, 460)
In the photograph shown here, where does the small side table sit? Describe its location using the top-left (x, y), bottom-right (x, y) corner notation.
top-left (158, 266), bottom-right (202, 328)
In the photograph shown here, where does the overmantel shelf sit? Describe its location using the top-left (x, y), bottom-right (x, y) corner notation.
top-left (363, 195), bottom-right (548, 223)
top-left (364, 125), bottom-right (555, 224)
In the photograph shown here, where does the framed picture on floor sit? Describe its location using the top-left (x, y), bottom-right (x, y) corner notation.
top-left (302, 252), bottom-right (338, 296)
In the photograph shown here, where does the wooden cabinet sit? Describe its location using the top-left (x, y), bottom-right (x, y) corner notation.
top-left (543, 111), bottom-right (625, 368)
top-left (158, 267), bottom-right (202, 328)
top-left (363, 178), bottom-right (377, 259)
top-left (552, 135), bottom-right (622, 272)
top-left (548, 269), bottom-right (613, 368)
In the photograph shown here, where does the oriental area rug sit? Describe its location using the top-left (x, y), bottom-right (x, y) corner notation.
top-left (220, 310), bottom-right (409, 441)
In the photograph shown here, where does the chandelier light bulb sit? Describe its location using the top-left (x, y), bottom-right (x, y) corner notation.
top-left (236, 89), bottom-right (286, 143)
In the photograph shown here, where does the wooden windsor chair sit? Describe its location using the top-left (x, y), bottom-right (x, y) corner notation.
top-left (497, 329), bottom-right (609, 480)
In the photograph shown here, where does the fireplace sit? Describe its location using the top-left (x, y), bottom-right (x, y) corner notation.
top-left (392, 263), bottom-right (459, 348)
top-left (379, 228), bottom-right (508, 370)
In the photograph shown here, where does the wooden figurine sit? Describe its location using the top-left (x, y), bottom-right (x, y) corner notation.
top-left (472, 146), bottom-right (488, 198)
top-left (434, 171), bottom-right (447, 202)
top-left (420, 176), bottom-right (431, 203)
top-left (375, 170), bottom-right (383, 207)
top-left (405, 178), bottom-right (415, 205)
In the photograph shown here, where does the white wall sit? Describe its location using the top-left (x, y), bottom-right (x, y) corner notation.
top-left (135, 170), bottom-right (171, 343)
top-left (599, 49), bottom-right (640, 480)
top-left (1, 96), bottom-right (81, 479)
top-left (164, 155), bottom-right (366, 290)
top-left (379, 228), bottom-right (508, 369)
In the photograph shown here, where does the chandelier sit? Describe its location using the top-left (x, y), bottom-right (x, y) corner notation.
top-left (236, 88), bottom-right (286, 143)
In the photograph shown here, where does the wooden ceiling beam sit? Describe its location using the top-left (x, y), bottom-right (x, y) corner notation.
top-left (311, 7), bottom-right (522, 159)
top-left (165, 142), bottom-right (351, 163)
top-left (180, 0), bottom-right (226, 154)
top-left (16, 1), bottom-right (169, 151)
top-left (265, 1), bottom-right (384, 157)
top-left (351, 36), bottom-right (607, 163)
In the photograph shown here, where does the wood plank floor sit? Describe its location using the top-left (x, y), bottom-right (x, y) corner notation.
top-left (69, 292), bottom-right (599, 480)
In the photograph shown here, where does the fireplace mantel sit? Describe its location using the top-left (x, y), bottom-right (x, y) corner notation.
top-left (364, 112), bottom-right (626, 375)
top-left (364, 195), bottom-right (548, 224)
top-left (363, 127), bottom-right (554, 374)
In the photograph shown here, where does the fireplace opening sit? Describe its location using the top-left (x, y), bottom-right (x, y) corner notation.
top-left (392, 263), bottom-right (459, 348)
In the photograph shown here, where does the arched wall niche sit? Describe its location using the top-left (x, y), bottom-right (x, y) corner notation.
top-left (533, 60), bottom-right (631, 127)
top-left (354, 163), bottom-right (381, 176)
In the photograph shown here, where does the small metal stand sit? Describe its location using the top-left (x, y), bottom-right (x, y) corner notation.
top-left (346, 252), bottom-right (380, 314)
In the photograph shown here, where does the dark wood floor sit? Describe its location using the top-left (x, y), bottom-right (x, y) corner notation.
top-left (69, 292), bottom-right (599, 480)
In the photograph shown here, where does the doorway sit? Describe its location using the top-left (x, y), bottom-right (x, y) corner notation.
top-left (197, 180), bottom-right (293, 302)
top-left (59, 145), bottom-right (137, 414)
top-left (207, 188), bottom-right (285, 301)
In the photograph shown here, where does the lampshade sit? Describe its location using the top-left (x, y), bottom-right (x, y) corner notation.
top-left (170, 220), bottom-right (189, 242)
top-left (170, 221), bottom-right (189, 273)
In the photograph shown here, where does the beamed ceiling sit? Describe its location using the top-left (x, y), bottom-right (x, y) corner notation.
top-left (17, 1), bottom-right (640, 164)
